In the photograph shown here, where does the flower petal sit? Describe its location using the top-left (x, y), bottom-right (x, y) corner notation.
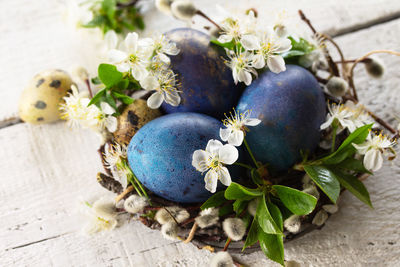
top-left (147, 92), bottom-right (164, 109)
top-left (125, 32), bottom-right (138, 52)
top-left (274, 38), bottom-right (292, 53)
top-left (217, 34), bottom-right (233, 43)
top-left (105, 116), bottom-right (118, 132)
top-left (104, 30), bottom-right (118, 50)
top-left (240, 34), bottom-right (260, 50)
top-left (267, 55), bottom-right (286, 73)
top-left (204, 170), bottom-right (218, 193)
top-left (237, 69), bottom-right (252, 85)
top-left (108, 49), bottom-right (128, 63)
top-left (219, 144), bottom-right (239, 165)
top-left (364, 149), bottom-right (383, 172)
top-left (164, 91), bottom-right (181, 106)
top-left (192, 150), bottom-right (210, 172)
top-left (244, 118), bottom-right (261, 126)
top-left (218, 167), bottom-right (232, 186)
top-left (140, 75), bottom-right (159, 91)
top-left (116, 62), bottom-right (130, 73)
top-left (227, 129), bottom-right (244, 146)
top-left (158, 53), bottom-right (171, 64)
top-left (131, 66), bottom-right (148, 81)
top-left (219, 128), bottom-right (231, 141)
top-left (101, 102), bottom-right (115, 115)
top-left (206, 139), bottom-right (223, 155)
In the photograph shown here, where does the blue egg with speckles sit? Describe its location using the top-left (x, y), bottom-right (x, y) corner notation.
top-left (237, 65), bottom-right (325, 172)
top-left (161, 28), bottom-right (243, 119)
top-left (127, 112), bottom-right (227, 203)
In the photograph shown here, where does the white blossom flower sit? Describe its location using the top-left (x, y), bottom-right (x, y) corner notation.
top-left (108, 32), bottom-right (150, 81)
top-left (65, 0), bottom-right (96, 28)
top-left (148, 34), bottom-right (180, 64)
top-left (60, 85), bottom-right (92, 128)
top-left (320, 103), bottom-right (358, 132)
top-left (161, 222), bottom-right (180, 240)
top-left (312, 210), bottom-right (328, 226)
top-left (344, 101), bottom-right (374, 129)
top-left (220, 109), bottom-right (261, 146)
top-left (222, 217), bottom-right (246, 241)
top-left (284, 214), bottom-right (301, 233)
top-left (141, 70), bottom-right (181, 109)
top-left (192, 139), bottom-right (238, 193)
top-left (81, 197), bottom-right (117, 234)
top-left (103, 143), bottom-right (131, 188)
top-left (299, 33), bottom-right (328, 71)
top-left (242, 31), bottom-right (291, 73)
top-left (124, 194), bottom-right (149, 213)
top-left (195, 208), bottom-right (219, 228)
top-left (353, 132), bottom-right (395, 172)
top-left (210, 251), bottom-right (234, 267)
top-left (225, 49), bottom-right (257, 85)
top-left (217, 9), bottom-right (257, 43)
top-left (155, 206), bottom-right (190, 224)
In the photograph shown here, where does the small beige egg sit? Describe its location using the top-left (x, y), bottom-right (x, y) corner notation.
top-left (19, 69), bottom-right (73, 124)
top-left (113, 99), bottom-right (162, 145)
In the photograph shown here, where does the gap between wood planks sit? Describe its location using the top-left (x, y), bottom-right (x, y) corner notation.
top-left (0, 14), bottom-right (399, 132)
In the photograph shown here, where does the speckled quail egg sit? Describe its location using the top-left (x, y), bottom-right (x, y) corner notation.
top-left (19, 69), bottom-right (73, 124)
top-left (113, 99), bottom-right (162, 145)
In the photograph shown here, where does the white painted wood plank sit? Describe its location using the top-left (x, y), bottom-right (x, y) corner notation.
top-left (1, 0), bottom-right (400, 121)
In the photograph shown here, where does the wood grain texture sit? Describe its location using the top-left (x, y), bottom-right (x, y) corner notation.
top-left (1, 1), bottom-right (400, 267)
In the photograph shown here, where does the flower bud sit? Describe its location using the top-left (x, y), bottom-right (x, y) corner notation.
top-left (312, 210), bottom-right (328, 226)
top-left (195, 208), bottom-right (219, 228)
top-left (161, 222), bottom-right (180, 240)
top-left (222, 217), bottom-right (246, 241)
top-left (210, 251), bottom-right (234, 267)
top-left (124, 194), bottom-right (148, 214)
top-left (302, 185), bottom-right (320, 200)
top-left (326, 76), bottom-right (349, 97)
top-left (155, 0), bottom-right (175, 15)
top-left (364, 56), bottom-right (385, 78)
top-left (322, 204), bottom-right (338, 214)
top-left (72, 66), bottom-right (89, 82)
top-left (283, 214), bottom-right (301, 233)
top-left (247, 198), bottom-right (259, 217)
top-left (155, 206), bottom-right (190, 224)
top-left (170, 0), bottom-right (197, 21)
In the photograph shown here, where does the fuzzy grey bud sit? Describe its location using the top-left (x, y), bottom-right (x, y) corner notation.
top-left (155, 206), bottom-right (190, 224)
top-left (195, 208), bottom-right (219, 228)
top-left (322, 204), bottom-right (338, 214)
top-left (302, 185), bottom-right (320, 200)
top-left (302, 174), bottom-right (314, 189)
top-left (161, 222), bottom-right (180, 240)
top-left (247, 198), bottom-right (259, 217)
top-left (155, 0), bottom-right (175, 15)
top-left (210, 251), bottom-right (234, 267)
top-left (72, 66), bottom-right (89, 81)
top-left (123, 194), bottom-right (148, 214)
top-left (170, 0), bottom-right (197, 21)
top-left (284, 214), bottom-right (301, 233)
top-left (326, 76), bottom-right (349, 97)
top-left (312, 210), bottom-right (328, 226)
top-left (222, 217), bottom-right (246, 241)
top-left (364, 56), bottom-right (385, 78)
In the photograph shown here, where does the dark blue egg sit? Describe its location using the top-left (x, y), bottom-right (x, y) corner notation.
top-left (127, 112), bottom-right (227, 203)
top-left (161, 28), bottom-right (243, 119)
top-left (237, 65), bottom-right (325, 172)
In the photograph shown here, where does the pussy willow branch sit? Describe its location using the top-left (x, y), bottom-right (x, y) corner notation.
top-left (320, 33), bottom-right (348, 78)
top-left (298, 10), bottom-right (339, 77)
top-left (196, 10), bottom-right (222, 30)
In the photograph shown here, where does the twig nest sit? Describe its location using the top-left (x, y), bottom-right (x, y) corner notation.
top-left (113, 99), bottom-right (162, 145)
top-left (19, 69), bottom-right (73, 124)
top-left (364, 56), bottom-right (385, 78)
top-left (210, 251), bottom-right (234, 267)
top-left (326, 76), bottom-right (348, 97)
top-left (222, 218), bottom-right (246, 241)
top-left (155, 206), bottom-right (190, 224)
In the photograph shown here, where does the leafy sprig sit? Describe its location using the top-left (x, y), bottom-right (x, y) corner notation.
top-left (82, 0), bottom-right (145, 34)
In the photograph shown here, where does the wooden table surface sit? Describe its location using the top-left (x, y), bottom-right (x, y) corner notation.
top-left (1, 1), bottom-right (400, 266)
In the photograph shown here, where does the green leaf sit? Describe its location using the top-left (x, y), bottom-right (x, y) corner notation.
top-left (134, 16), bottom-right (145, 30)
top-left (105, 91), bottom-right (118, 111)
top-left (210, 39), bottom-right (235, 50)
top-left (322, 124), bottom-right (372, 164)
top-left (224, 182), bottom-right (262, 200)
top-left (218, 204), bottom-right (234, 216)
top-left (266, 201), bottom-right (283, 231)
top-left (330, 157), bottom-right (372, 174)
top-left (98, 64), bottom-right (123, 87)
top-left (111, 91), bottom-right (134, 105)
top-left (91, 76), bottom-right (102, 85)
top-left (256, 195), bottom-right (281, 234)
top-left (272, 185), bottom-right (317, 215)
top-left (102, 0), bottom-right (116, 22)
top-left (333, 170), bottom-right (373, 208)
top-left (88, 88), bottom-right (107, 106)
top-left (304, 165), bottom-right (340, 203)
top-left (233, 199), bottom-right (248, 215)
top-left (251, 168), bottom-right (263, 185)
top-left (258, 230), bottom-right (284, 266)
top-left (243, 218), bottom-right (259, 250)
top-left (283, 50), bottom-right (306, 58)
top-left (288, 36), bottom-right (314, 54)
top-left (200, 191), bottom-right (226, 210)
top-left (82, 15), bottom-right (106, 28)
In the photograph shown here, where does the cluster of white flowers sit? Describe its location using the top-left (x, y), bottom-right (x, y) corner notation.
top-left (103, 143), bottom-right (131, 188)
top-left (60, 85), bottom-right (117, 133)
top-left (81, 197), bottom-right (118, 234)
top-left (217, 10), bottom-right (292, 85)
top-left (192, 110), bottom-right (260, 193)
top-left (107, 32), bottom-right (181, 109)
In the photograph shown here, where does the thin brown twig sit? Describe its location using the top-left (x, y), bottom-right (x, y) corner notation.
top-left (320, 33), bottom-right (347, 78)
top-left (115, 185), bottom-right (134, 203)
top-left (164, 207), bottom-right (180, 225)
top-left (223, 238), bottom-right (232, 251)
top-left (85, 79), bottom-right (93, 98)
top-left (184, 222), bottom-right (198, 243)
top-left (196, 10), bottom-right (222, 30)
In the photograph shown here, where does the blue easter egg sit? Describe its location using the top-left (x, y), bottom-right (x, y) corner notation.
top-left (127, 112), bottom-right (225, 203)
top-left (237, 65), bottom-right (325, 172)
top-left (161, 28), bottom-right (242, 119)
